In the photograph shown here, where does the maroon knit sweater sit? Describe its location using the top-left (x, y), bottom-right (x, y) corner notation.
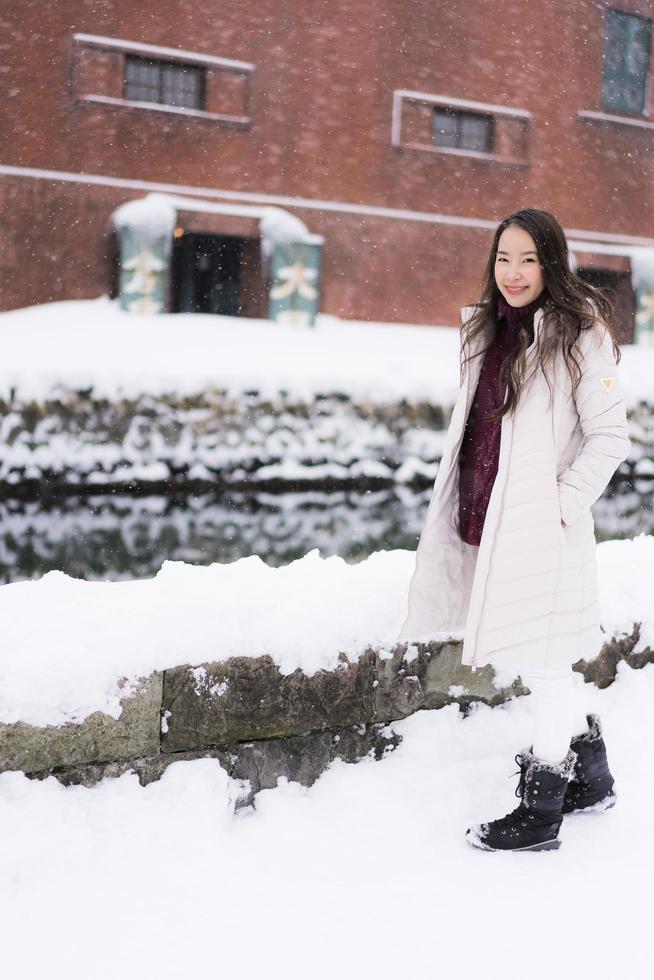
top-left (458, 292), bottom-right (544, 546)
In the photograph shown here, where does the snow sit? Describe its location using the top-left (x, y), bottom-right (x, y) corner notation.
top-left (0, 297), bottom-right (463, 404)
top-left (112, 195), bottom-right (177, 237)
top-left (112, 192), bottom-right (322, 258)
top-left (0, 296), bottom-right (653, 406)
top-left (0, 549), bottom-right (408, 726)
top-left (1, 660), bottom-right (653, 979)
top-left (1, 534), bottom-right (653, 728)
top-left (259, 205), bottom-right (323, 257)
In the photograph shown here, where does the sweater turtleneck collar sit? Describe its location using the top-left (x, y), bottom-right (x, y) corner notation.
top-left (497, 291), bottom-right (546, 332)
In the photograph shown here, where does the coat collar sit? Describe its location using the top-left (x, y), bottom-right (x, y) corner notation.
top-left (460, 304), bottom-right (546, 354)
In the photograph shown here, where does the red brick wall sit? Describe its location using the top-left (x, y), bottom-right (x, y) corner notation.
top-left (0, 173), bottom-right (493, 324)
top-left (1, 0), bottom-right (653, 325)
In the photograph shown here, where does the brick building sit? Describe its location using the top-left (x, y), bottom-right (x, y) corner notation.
top-left (1, 1), bottom-right (653, 337)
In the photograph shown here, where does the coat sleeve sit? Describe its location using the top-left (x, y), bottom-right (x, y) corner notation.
top-left (556, 321), bottom-right (631, 528)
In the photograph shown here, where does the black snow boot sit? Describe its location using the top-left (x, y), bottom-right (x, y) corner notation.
top-left (466, 747), bottom-right (577, 852)
top-left (562, 714), bottom-right (616, 815)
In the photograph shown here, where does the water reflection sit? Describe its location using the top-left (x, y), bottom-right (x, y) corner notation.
top-left (0, 483), bottom-right (645, 583)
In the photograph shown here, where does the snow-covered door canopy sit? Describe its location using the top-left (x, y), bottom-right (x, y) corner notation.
top-left (111, 193), bottom-right (324, 322)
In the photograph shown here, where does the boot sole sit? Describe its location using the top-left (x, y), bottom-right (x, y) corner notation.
top-left (466, 834), bottom-right (560, 853)
top-left (564, 792), bottom-right (616, 816)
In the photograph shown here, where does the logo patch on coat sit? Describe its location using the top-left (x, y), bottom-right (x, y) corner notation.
top-left (600, 376), bottom-right (615, 392)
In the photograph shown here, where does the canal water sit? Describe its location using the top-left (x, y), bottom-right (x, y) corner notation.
top-left (0, 482), bottom-right (648, 584)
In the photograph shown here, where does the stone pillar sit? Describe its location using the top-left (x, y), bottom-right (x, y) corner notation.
top-left (269, 240), bottom-right (322, 327)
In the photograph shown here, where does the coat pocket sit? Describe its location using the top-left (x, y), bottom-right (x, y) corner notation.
top-left (560, 507), bottom-right (593, 550)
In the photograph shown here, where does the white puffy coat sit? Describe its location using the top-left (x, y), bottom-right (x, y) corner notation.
top-left (398, 305), bottom-right (631, 672)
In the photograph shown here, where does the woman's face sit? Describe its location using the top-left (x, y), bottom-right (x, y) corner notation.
top-left (494, 224), bottom-right (545, 307)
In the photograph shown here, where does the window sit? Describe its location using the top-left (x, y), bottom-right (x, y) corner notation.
top-left (433, 107), bottom-right (493, 153)
top-left (392, 90), bottom-right (530, 165)
top-left (602, 9), bottom-right (651, 114)
top-left (124, 55), bottom-right (205, 110)
top-left (72, 34), bottom-right (254, 125)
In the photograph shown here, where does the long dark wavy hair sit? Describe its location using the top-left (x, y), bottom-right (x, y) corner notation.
top-left (461, 208), bottom-right (622, 420)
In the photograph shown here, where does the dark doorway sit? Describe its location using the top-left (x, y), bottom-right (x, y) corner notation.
top-left (576, 268), bottom-right (635, 343)
top-left (172, 233), bottom-right (244, 315)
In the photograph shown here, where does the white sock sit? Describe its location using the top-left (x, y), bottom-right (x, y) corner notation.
top-left (521, 665), bottom-right (585, 765)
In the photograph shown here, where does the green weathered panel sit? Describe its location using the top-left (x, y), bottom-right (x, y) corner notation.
top-left (269, 241), bottom-right (322, 327)
top-left (117, 224), bottom-right (170, 315)
top-left (602, 10), bottom-right (651, 114)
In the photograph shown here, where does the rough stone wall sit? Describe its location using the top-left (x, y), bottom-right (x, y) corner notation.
top-left (2, 625), bottom-right (650, 807)
top-left (0, 390), bottom-right (447, 493)
top-left (0, 391), bottom-right (649, 495)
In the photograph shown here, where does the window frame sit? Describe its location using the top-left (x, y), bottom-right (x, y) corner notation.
top-left (71, 33), bottom-right (255, 127)
top-left (391, 89), bottom-right (531, 167)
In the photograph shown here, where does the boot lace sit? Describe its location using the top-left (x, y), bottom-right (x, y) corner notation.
top-left (486, 754), bottom-right (531, 833)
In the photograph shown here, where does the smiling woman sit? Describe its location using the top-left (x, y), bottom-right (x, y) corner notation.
top-left (398, 207), bottom-right (631, 853)
top-left (494, 224), bottom-right (545, 307)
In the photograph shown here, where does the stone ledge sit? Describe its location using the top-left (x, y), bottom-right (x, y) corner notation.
top-left (0, 672), bottom-right (163, 775)
top-left (161, 651), bottom-right (376, 752)
top-left (160, 640), bottom-right (524, 757)
top-left (2, 626), bottom-right (651, 803)
top-left (27, 721), bottom-right (402, 809)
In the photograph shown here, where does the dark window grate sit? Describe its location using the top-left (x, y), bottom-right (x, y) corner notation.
top-left (124, 54), bottom-right (206, 110)
top-left (432, 107), bottom-right (493, 153)
top-left (602, 9), bottom-right (651, 114)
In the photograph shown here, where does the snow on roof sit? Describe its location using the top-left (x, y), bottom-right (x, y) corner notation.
top-left (111, 193), bottom-right (322, 255)
top-left (112, 195), bottom-right (177, 237)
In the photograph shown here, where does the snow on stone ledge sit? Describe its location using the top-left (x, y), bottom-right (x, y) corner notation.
top-left (0, 535), bottom-right (652, 729)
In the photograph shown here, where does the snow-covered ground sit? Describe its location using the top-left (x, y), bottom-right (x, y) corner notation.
top-left (1, 534), bottom-right (652, 728)
top-left (0, 297), bottom-right (462, 403)
top-left (1, 660), bottom-right (652, 980)
top-left (2, 300), bottom-right (653, 978)
top-left (1, 296), bottom-right (653, 404)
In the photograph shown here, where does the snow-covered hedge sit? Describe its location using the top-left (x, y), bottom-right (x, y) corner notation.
top-left (0, 390), bottom-right (446, 490)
